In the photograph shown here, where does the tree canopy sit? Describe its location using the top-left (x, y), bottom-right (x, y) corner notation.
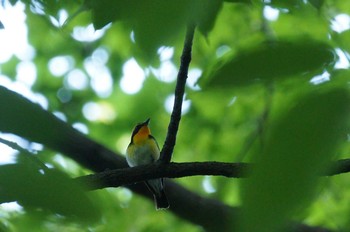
top-left (1, 0), bottom-right (350, 231)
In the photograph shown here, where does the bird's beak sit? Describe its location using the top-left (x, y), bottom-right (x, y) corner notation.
top-left (143, 118), bottom-right (150, 125)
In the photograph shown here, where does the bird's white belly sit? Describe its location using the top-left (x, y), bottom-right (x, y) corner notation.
top-left (127, 145), bottom-right (156, 167)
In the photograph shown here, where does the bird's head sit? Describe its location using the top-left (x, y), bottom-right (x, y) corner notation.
top-left (131, 118), bottom-right (151, 144)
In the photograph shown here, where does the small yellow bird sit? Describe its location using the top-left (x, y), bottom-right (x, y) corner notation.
top-left (126, 118), bottom-right (169, 210)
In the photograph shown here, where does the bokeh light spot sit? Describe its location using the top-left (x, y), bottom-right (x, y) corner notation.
top-left (65, 69), bottom-right (89, 90)
top-left (120, 58), bottom-right (145, 94)
top-left (48, 56), bottom-right (74, 77)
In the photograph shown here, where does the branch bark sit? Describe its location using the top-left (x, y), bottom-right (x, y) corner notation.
top-left (74, 159), bottom-right (350, 191)
top-left (75, 162), bottom-right (248, 190)
top-left (160, 25), bottom-right (195, 163)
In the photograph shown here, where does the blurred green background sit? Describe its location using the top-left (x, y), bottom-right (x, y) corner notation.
top-left (0, 0), bottom-right (350, 231)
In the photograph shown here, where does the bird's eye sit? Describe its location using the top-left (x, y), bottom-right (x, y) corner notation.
top-left (132, 125), bottom-right (142, 136)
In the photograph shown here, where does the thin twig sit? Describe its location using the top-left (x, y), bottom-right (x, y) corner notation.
top-left (160, 25), bottom-right (196, 163)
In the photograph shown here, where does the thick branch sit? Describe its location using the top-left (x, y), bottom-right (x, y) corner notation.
top-left (160, 25), bottom-right (195, 163)
top-left (75, 159), bottom-right (350, 191)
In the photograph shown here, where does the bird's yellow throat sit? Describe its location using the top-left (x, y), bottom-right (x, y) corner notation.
top-left (133, 126), bottom-right (151, 144)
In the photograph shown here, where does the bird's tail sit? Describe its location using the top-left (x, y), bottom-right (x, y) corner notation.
top-left (145, 179), bottom-right (170, 210)
top-left (154, 188), bottom-right (169, 210)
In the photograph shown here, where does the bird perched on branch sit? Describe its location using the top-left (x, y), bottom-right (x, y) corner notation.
top-left (126, 118), bottom-right (169, 210)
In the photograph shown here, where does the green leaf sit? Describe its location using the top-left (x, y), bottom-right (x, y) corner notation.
top-left (224, 0), bottom-right (251, 3)
top-left (269, 0), bottom-right (303, 9)
top-left (0, 164), bottom-right (100, 221)
top-left (239, 88), bottom-right (350, 232)
top-left (201, 39), bottom-right (335, 88)
top-left (89, 0), bottom-right (222, 57)
top-left (193, 0), bottom-right (223, 37)
top-left (89, 0), bottom-right (186, 59)
top-left (308, 0), bottom-right (325, 9)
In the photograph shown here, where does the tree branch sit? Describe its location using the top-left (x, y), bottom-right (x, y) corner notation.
top-left (75, 158), bottom-right (350, 191)
top-left (75, 162), bottom-right (248, 190)
top-left (160, 25), bottom-right (195, 163)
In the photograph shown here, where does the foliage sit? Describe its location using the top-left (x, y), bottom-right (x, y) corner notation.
top-left (0, 0), bottom-right (350, 231)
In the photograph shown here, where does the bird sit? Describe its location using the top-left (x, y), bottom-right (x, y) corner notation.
top-left (126, 118), bottom-right (169, 210)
